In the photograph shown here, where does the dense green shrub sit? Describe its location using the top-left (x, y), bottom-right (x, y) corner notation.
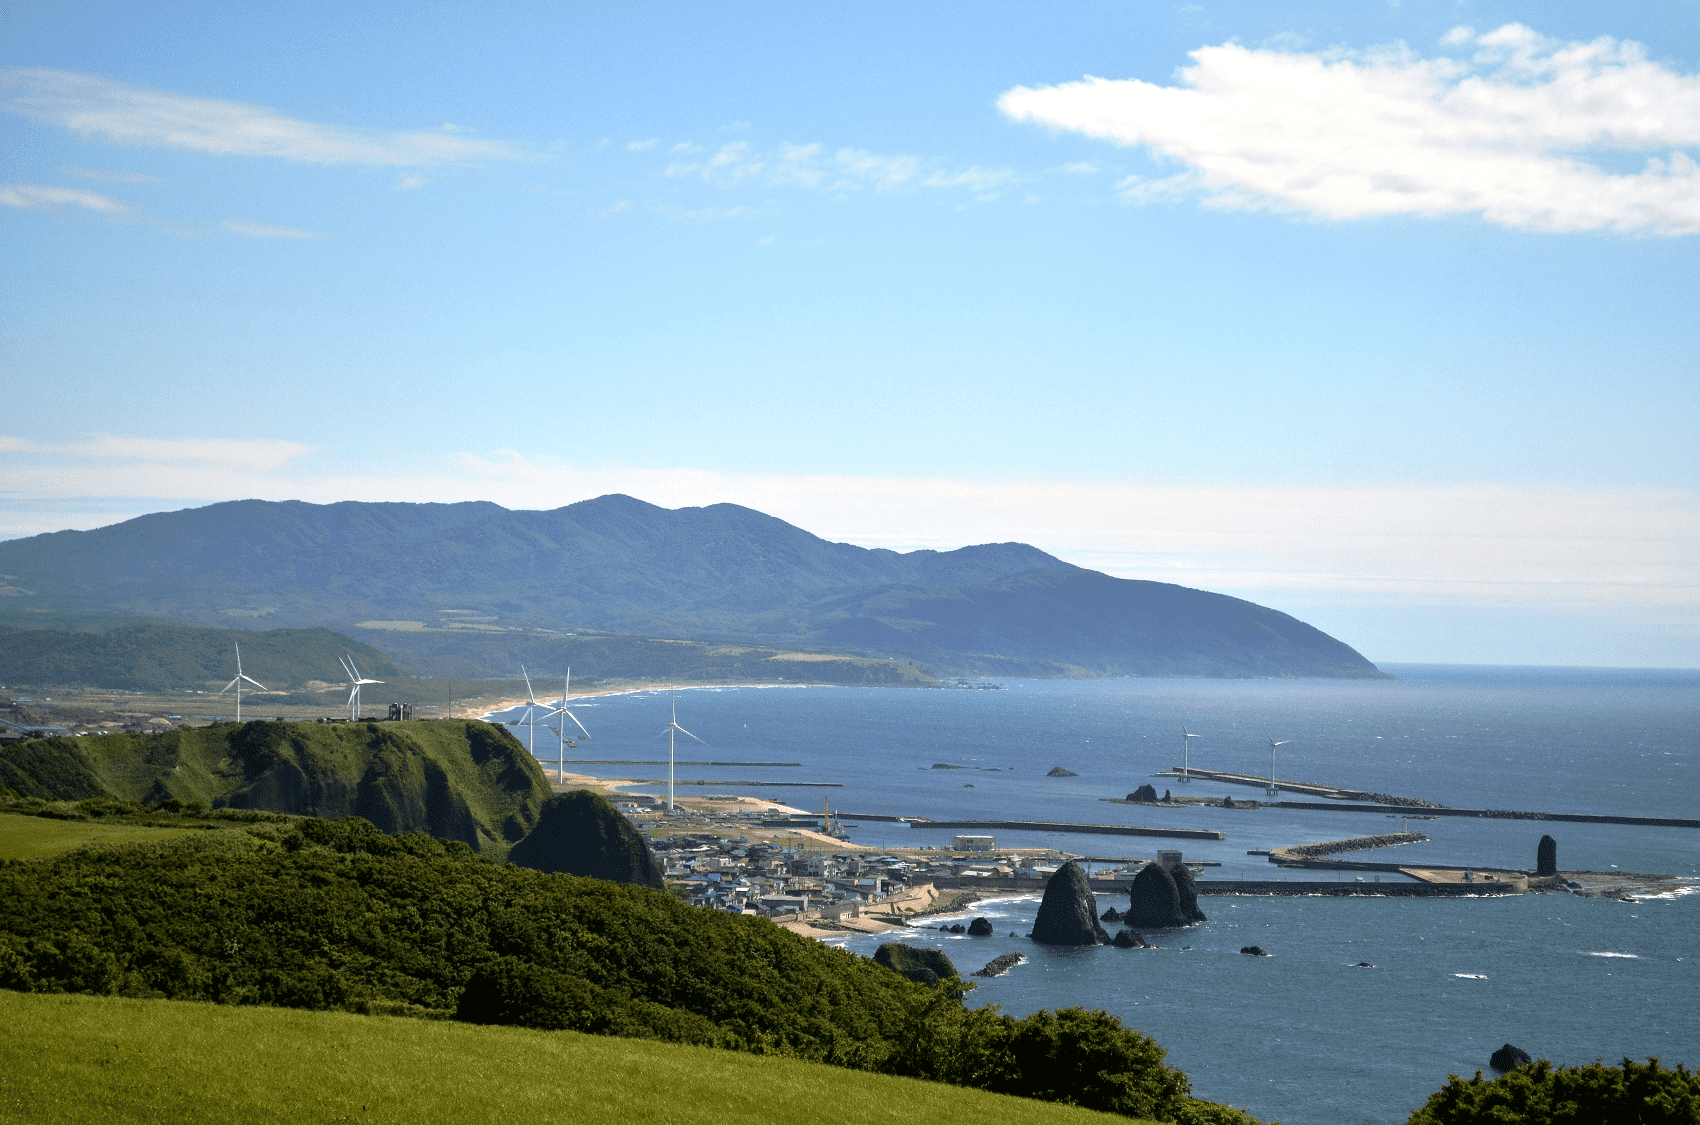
top-left (1408, 1058), bottom-right (1699, 1125)
top-left (0, 818), bottom-right (1259, 1122)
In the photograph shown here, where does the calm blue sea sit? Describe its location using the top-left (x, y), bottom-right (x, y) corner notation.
top-left (492, 665), bottom-right (1700, 1125)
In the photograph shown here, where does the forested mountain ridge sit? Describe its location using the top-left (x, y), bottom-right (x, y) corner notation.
top-left (0, 495), bottom-right (1386, 680)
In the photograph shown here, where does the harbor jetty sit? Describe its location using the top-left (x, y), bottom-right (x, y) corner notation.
top-left (1152, 766), bottom-right (1440, 807)
top-left (906, 819), bottom-right (1223, 841)
top-left (1272, 800), bottom-right (1700, 829)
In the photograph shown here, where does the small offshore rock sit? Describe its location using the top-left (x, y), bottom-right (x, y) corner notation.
top-left (1030, 860), bottom-right (1110, 945)
top-left (967, 916), bottom-right (994, 936)
top-left (874, 943), bottom-right (958, 986)
top-left (1047, 766), bottom-right (1078, 777)
top-left (1101, 906), bottom-right (1122, 923)
top-left (1128, 783), bottom-right (1159, 802)
top-left (1112, 930), bottom-right (1149, 948)
top-left (948, 923), bottom-right (965, 934)
top-left (1354, 962), bottom-right (1375, 968)
top-left (1222, 795), bottom-right (1235, 808)
top-left (972, 952), bottom-right (1025, 978)
top-left (1240, 945), bottom-right (1270, 956)
top-left (1491, 1044), bottom-right (1534, 1072)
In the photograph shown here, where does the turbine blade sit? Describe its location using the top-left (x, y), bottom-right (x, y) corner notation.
top-left (241, 674), bottom-right (266, 689)
top-left (218, 677), bottom-right (240, 696)
top-left (562, 709), bottom-right (591, 739)
top-left (675, 724), bottom-right (707, 745)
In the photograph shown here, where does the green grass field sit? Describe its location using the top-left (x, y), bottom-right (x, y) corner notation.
top-left (0, 813), bottom-right (204, 861)
top-left (0, 992), bottom-right (1147, 1125)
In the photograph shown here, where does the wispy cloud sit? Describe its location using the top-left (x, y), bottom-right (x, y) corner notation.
top-left (222, 220), bottom-right (325, 239)
top-left (663, 139), bottom-right (1012, 197)
top-left (60, 166), bottom-right (166, 184)
top-left (0, 433), bottom-right (312, 471)
top-left (0, 182), bottom-right (132, 214)
top-left (625, 138), bottom-right (659, 151)
top-left (2, 68), bottom-right (525, 166)
top-left (1000, 24), bottom-right (1700, 235)
top-left (394, 174), bottom-right (426, 191)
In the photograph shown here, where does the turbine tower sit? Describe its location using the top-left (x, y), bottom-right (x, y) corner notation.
top-left (506, 665), bottom-right (546, 758)
top-left (340, 655), bottom-right (383, 721)
top-left (217, 642), bottom-right (265, 723)
top-left (1179, 725), bottom-right (1201, 782)
top-left (542, 668), bottom-right (591, 784)
top-left (659, 688), bottom-right (706, 812)
top-left (1263, 729), bottom-right (1291, 796)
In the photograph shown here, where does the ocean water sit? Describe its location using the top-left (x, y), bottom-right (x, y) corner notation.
top-left (492, 665), bottom-right (1699, 1125)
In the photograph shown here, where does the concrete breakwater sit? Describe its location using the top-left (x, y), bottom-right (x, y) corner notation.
top-left (1153, 767), bottom-right (1441, 807)
top-left (1273, 801), bottom-right (1700, 829)
top-left (908, 819), bottom-right (1224, 841)
top-left (1274, 832), bottom-right (1428, 860)
top-left (1194, 881), bottom-right (1522, 897)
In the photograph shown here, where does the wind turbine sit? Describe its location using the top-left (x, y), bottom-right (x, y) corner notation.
top-left (1263, 729), bottom-right (1291, 796)
top-left (1179, 725), bottom-right (1201, 782)
top-left (339, 655), bottom-right (383, 721)
top-left (542, 668), bottom-right (591, 784)
top-left (505, 665), bottom-right (546, 758)
top-left (217, 642), bottom-right (265, 723)
top-left (658, 688), bottom-right (707, 812)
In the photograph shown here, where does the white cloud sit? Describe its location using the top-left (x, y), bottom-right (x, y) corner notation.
top-left (222, 220), bottom-right (324, 239)
top-left (0, 433), bottom-right (312, 471)
top-left (0, 182), bottom-right (132, 214)
top-left (394, 174), bottom-right (426, 191)
top-left (2, 68), bottom-right (524, 165)
top-left (999, 24), bottom-right (1700, 235)
top-left (1056, 161), bottom-right (1098, 175)
top-left (625, 138), bottom-right (659, 151)
top-left (923, 165), bottom-right (1017, 193)
top-left (60, 166), bottom-right (166, 184)
top-left (833, 148), bottom-right (920, 191)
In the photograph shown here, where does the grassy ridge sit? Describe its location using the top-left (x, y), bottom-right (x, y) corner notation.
top-left (0, 991), bottom-right (1146, 1125)
top-left (0, 720), bottom-right (550, 853)
top-left (0, 813), bottom-right (204, 861)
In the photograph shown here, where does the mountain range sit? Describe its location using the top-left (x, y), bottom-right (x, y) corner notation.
top-left (0, 495), bottom-right (1386, 680)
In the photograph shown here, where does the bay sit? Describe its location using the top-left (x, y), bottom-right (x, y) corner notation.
top-left (492, 664), bottom-right (1699, 1125)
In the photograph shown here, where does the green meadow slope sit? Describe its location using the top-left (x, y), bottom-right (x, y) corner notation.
top-left (0, 720), bottom-right (549, 853)
top-left (0, 991), bottom-right (1149, 1125)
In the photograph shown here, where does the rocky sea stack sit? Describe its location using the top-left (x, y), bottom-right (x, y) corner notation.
top-left (1536, 835), bottom-right (1558, 877)
top-left (1170, 862), bottom-right (1208, 924)
top-left (1125, 861), bottom-right (1188, 928)
top-left (1128, 783), bottom-right (1159, 802)
top-left (1031, 860), bottom-right (1109, 945)
top-left (507, 789), bottom-right (664, 888)
top-left (1047, 765), bottom-right (1078, 777)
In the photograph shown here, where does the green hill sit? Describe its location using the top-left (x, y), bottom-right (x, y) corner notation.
top-left (0, 720), bottom-right (549, 853)
top-left (0, 991), bottom-right (1149, 1125)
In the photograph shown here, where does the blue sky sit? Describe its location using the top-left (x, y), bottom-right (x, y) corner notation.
top-left (2, 1), bottom-right (1696, 667)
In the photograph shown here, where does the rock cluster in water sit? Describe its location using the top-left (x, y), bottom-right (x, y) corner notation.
top-left (1047, 765), bottom-right (1078, 777)
top-left (875, 943), bottom-right (958, 987)
top-left (972, 952), bottom-right (1024, 978)
top-left (507, 789), bottom-right (664, 889)
top-left (1128, 783), bottom-right (1159, 802)
top-left (1030, 861), bottom-right (1109, 945)
top-left (1491, 1044), bottom-right (1534, 1072)
top-left (1240, 945), bottom-right (1270, 956)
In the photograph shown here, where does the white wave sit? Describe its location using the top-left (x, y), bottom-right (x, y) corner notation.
top-left (1454, 973), bottom-right (1488, 979)
top-left (1586, 951), bottom-right (1640, 958)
